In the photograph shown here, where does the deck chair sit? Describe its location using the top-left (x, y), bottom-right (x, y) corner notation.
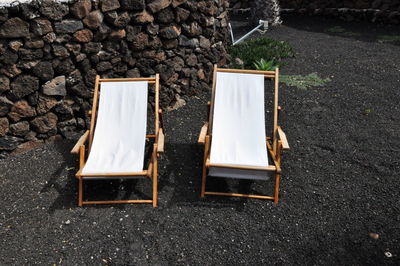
top-left (198, 66), bottom-right (289, 204)
top-left (70, 75), bottom-right (164, 207)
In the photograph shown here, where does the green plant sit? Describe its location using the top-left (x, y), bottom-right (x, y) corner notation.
top-left (280, 73), bottom-right (331, 89)
top-left (378, 35), bottom-right (400, 42)
top-left (229, 37), bottom-right (294, 69)
top-left (253, 58), bottom-right (278, 71)
top-left (327, 26), bottom-right (345, 33)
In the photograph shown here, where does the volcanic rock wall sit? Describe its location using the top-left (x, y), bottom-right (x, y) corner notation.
top-left (279, 0), bottom-right (400, 24)
top-left (228, 0), bottom-right (400, 24)
top-left (0, 0), bottom-right (230, 157)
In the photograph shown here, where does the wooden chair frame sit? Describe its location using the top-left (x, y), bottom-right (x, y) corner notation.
top-left (198, 66), bottom-right (289, 204)
top-left (71, 75), bottom-right (164, 207)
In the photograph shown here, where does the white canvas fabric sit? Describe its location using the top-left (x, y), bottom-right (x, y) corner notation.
top-left (82, 81), bottom-right (148, 175)
top-left (209, 72), bottom-right (268, 178)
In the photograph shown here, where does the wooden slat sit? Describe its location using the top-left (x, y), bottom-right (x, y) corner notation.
top-left (157, 129), bottom-right (164, 153)
top-left (216, 68), bottom-right (275, 76)
top-left (70, 130), bottom-right (89, 154)
top-left (205, 192), bottom-right (275, 200)
top-left (277, 126), bottom-right (289, 150)
top-left (82, 200), bottom-right (153, 205)
top-left (273, 68), bottom-right (279, 153)
top-left (207, 161), bottom-right (276, 171)
top-left (155, 74), bottom-right (160, 135)
top-left (200, 135), bottom-right (211, 197)
top-left (152, 144), bottom-right (158, 207)
top-left (76, 170), bottom-right (148, 177)
top-left (88, 75), bottom-right (100, 151)
top-left (99, 77), bottom-right (156, 82)
top-left (198, 122), bottom-right (208, 144)
top-left (208, 65), bottom-right (218, 135)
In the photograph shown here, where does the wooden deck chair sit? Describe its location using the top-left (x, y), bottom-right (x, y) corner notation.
top-left (70, 75), bottom-right (164, 207)
top-left (198, 66), bottom-right (289, 204)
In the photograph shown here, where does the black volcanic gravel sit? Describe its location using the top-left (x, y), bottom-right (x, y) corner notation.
top-left (1, 15), bottom-right (399, 265)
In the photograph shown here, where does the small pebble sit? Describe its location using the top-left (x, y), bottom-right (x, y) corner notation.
top-left (369, 232), bottom-right (379, 240)
top-left (65, 220), bottom-right (71, 225)
top-left (385, 251), bottom-right (392, 258)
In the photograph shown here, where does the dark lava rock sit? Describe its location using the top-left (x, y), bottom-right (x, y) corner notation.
top-left (20, 3), bottom-right (40, 20)
top-left (0, 117), bottom-right (9, 137)
top-left (160, 25), bottom-right (181, 39)
top-left (32, 61), bottom-right (54, 81)
top-left (83, 10), bottom-right (104, 29)
top-left (8, 100), bottom-right (37, 122)
top-left (0, 17), bottom-right (29, 38)
top-left (30, 112), bottom-right (58, 134)
top-left (1, 50), bottom-right (18, 65)
top-left (74, 29), bottom-right (94, 43)
top-left (9, 75), bottom-right (39, 100)
top-left (9, 121), bottom-right (30, 137)
top-left (131, 32), bottom-right (148, 50)
top-left (54, 19), bottom-right (83, 33)
top-left (179, 35), bottom-right (199, 48)
top-left (0, 135), bottom-right (23, 151)
top-left (53, 101), bottom-right (74, 121)
top-left (39, 0), bottom-right (69, 21)
top-left (147, 0), bottom-right (171, 13)
top-left (96, 61), bottom-right (113, 72)
top-left (146, 23), bottom-right (159, 35)
top-left (52, 45), bottom-right (70, 58)
top-left (36, 95), bottom-right (58, 115)
top-left (101, 0), bottom-right (121, 12)
top-left (18, 48), bottom-right (43, 61)
top-left (70, 0), bottom-right (92, 19)
top-left (156, 7), bottom-right (174, 23)
top-left (121, 0), bottom-right (145, 10)
top-left (0, 96), bottom-right (13, 116)
top-left (0, 75), bottom-right (10, 93)
top-left (31, 18), bottom-right (53, 36)
top-left (55, 58), bottom-right (75, 76)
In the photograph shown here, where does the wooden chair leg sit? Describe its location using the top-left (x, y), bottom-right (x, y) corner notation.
top-left (274, 172), bottom-right (281, 204)
top-left (201, 136), bottom-right (210, 198)
top-left (152, 151), bottom-right (158, 208)
top-left (200, 164), bottom-right (207, 197)
top-left (78, 177), bottom-right (83, 207)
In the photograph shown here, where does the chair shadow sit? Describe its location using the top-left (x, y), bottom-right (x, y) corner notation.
top-left (43, 140), bottom-right (275, 212)
top-left (160, 142), bottom-right (276, 211)
top-left (43, 139), bottom-right (155, 213)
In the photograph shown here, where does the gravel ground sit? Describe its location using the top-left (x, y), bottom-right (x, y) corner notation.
top-left (1, 15), bottom-right (400, 265)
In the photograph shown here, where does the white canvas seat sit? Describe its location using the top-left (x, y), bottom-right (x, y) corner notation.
top-left (198, 66), bottom-right (289, 203)
top-left (71, 75), bottom-right (164, 207)
top-left (209, 72), bottom-right (269, 180)
top-left (82, 81), bottom-right (147, 177)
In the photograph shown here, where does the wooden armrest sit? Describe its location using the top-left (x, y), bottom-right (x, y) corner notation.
top-left (277, 126), bottom-right (289, 150)
top-left (157, 128), bottom-right (165, 153)
top-left (198, 122), bottom-right (208, 144)
top-left (70, 130), bottom-right (90, 154)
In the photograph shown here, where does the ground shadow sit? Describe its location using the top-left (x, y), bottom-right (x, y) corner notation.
top-left (161, 142), bottom-right (278, 210)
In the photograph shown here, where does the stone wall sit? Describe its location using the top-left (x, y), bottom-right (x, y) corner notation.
top-left (228, 0), bottom-right (400, 24)
top-left (279, 0), bottom-right (400, 24)
top-left (0, 0), bottom-right (230, 157)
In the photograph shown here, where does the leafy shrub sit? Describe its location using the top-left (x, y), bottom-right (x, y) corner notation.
top-left (229, 37), bottom-right (294, 69)
top-left (253, 58), bottom-right (279, 71)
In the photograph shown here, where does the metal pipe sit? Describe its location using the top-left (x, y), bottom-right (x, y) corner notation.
top-left (232, 20), bottom-right (268, 46)
top-left (228, 23), bottom-right (235, 44)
